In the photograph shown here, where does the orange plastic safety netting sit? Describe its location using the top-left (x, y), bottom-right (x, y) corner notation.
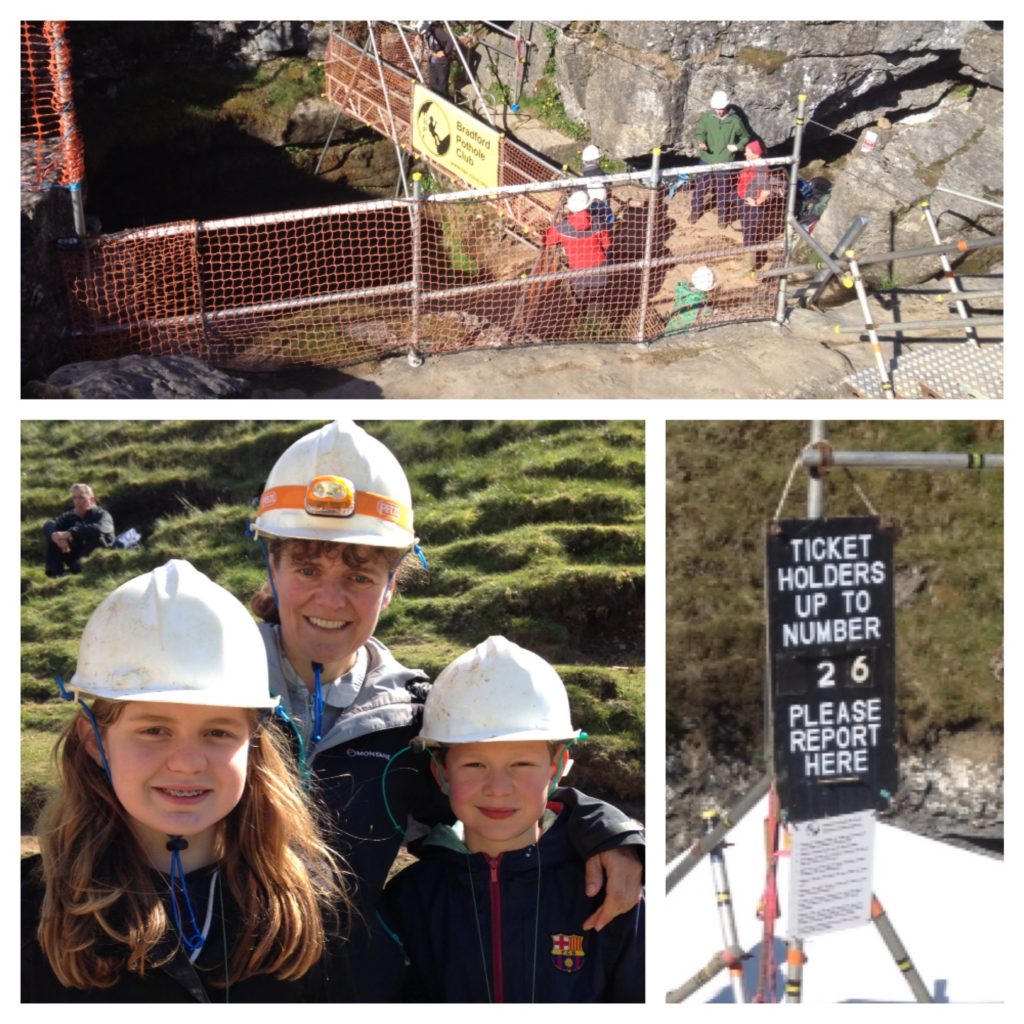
top-left (58, 166), bottom-right (786, 365)
top-left (21, 21), bottom-right (86, 191)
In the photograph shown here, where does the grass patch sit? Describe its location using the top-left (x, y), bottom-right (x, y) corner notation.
top-left (736, 46), bottom-right (790, 74)
top-left (518, 77), bottom-right (590, 141)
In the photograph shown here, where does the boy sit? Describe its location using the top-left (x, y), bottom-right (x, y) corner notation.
top-left (382, 636), bottom-right (644, 1002)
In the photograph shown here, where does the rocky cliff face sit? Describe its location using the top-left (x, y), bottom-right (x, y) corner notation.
top-left (538, 21), bottom-right (1003, 288)
top-left (548, 21), bottom-right (1000, 157)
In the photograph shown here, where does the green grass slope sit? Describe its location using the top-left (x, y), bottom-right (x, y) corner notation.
top-left (21, 420), bottom-right (645, 830)
top-left (667, 420), bottom-right (1003, 767)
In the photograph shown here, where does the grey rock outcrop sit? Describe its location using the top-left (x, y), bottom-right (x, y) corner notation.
top-left (191, 21), bottom-right (328, 64)
top-left (46, 355), bottom-right (250, 398)
top-left (815, 86), bottom-right (1003, 288)
top-left (545, 21), bottom-right (1000, 158)
top-left (529, 21), bottom-right (1003, 289)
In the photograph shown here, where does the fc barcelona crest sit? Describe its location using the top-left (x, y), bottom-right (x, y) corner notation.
top-left (551, 933), bottom-right (585, 973)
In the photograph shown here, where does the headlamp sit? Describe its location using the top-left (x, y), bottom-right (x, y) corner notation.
top-left (304, 475), bottom-right (357, 518)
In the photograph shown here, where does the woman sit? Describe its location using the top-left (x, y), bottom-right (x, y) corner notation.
top-left (737, 139), bottom-right (785, 270)
top-left (22, 560), bottom-right (349, 1002)
top-left (250, 420), bottom-right (645, 1001)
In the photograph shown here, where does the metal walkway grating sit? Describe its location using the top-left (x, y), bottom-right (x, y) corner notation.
top-left (843, 340), bottom-right (1003, 399)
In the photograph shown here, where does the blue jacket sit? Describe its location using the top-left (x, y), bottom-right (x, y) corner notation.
top-left (382, 806), bottom-right (645, 1002)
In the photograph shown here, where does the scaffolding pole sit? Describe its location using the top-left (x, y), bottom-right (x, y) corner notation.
top-left (636, 148), bottom-right (662, 345)
top-left (801, 447), bottom-right (1003, 471)
top-left (834, 316), bottom-right (1002, 335)
top-left (775, 93), bottom-right (807, 324)
top-left (760, 233), bottom-right (1004, 279)
top-left (919, 199), bottom-right (977, 342)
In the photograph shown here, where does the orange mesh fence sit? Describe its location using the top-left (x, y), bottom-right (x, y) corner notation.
top-left (58, 163), bottom-right (787, 365)
top-left (21, 21), bottom-right (86, 191)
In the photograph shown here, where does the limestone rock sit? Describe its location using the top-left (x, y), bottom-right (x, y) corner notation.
top-left (543, 21), bottom-right (1001, 159)
top-left (814, 88), bottom-right (1003, 288)
top-left (283, 96), bottom-right (345, 147)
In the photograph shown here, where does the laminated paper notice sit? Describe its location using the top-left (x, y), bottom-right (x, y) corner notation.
top-left (788, 810), bottom-right (875, 937)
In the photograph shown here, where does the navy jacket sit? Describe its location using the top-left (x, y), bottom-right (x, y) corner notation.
top-left (381, 807), bottom-right (645, 1002)
top-left (263, 631), bottom-right (645, 1001)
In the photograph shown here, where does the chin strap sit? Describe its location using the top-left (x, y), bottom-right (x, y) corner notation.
top-left (56, 675), bottom-right (112, 786)
top-left (166, 836), bottom-right (207, 956)
top-left (310, 662), bottom-right (324, 744)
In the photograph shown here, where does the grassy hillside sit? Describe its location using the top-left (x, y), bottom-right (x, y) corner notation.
top-left (21, 420), bottom-right (645, 831)
top-left (667, 420), bottom-right (1003, 763)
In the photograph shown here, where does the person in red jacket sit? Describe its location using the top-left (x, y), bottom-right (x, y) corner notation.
top-left (737, 140), bottom-right (786, 271)
top-left (544, 191), bottom-right (612, 308)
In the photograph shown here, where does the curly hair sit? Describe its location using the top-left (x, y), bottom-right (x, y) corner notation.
top-left (34, 699), bottom-right (349, 990)
top-left (251, 537), bottom-right (418, 623)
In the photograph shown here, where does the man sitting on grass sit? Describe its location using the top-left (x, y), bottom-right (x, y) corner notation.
top-left (42, 483), bottom-right (114, 578)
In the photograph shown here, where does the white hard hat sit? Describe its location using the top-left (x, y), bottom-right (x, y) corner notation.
top-left (419, 636), bottom-right (580, 745)
top-left (567, 190), bottom-right (590, 214)
top-left (253, 420), bottom-right (415, 549)
top-left (692, 266), bottom-right (716, 291)
top-left (582, 144), bottom-right (601, 162)
top-left (710, 90), bottom-right (729, 108)
top-left (70, 560), bottom-right (277, 708)
top-left (587, 184), bottom-right (607, 201)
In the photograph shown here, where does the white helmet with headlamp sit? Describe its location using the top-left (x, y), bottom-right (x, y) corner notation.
top-left (253, 420), bottom-right (416, 550)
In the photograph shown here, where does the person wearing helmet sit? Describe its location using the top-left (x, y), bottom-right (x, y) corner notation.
top-left (21, 560), bottom-right (349, 1002)
top-left (381, 637), bottom-right (644, 1002)
top-left (690, 89), bottom-right (750, 227)
top-left (664, 266), bottom-right (716, 335)
top-left (587, 183), bottom-right (615, 232)
top-left (250, 421), bottom-right (644, 1001)
top-left (581, 143), bottom-right (602, 177)
top-left (543, 191), bottom-right (613, 310)
top-left (737, 139), bottom-right (786, 271)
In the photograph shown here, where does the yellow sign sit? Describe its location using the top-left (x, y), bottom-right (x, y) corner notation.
top-left (411, 84), bottom-right (500, 190)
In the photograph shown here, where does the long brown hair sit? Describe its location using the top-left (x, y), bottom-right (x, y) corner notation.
top-left (34, 699), bottom-right (348, 990)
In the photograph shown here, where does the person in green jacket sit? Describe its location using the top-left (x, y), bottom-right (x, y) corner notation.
top-left (664, 266), bottom-right (716, 334)
top-left (689, 90), bottom-right (750, 227)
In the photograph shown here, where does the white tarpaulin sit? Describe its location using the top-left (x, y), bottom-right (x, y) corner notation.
top-left (664, 795), bottom-right (1002, 1003)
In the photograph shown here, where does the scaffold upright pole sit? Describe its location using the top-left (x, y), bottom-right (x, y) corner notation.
top-left (918, 199), bottom-right (978, 342)
top-left (636, 147), bottom-right (662, 345)
top-left (408, 173), bottom-right (424, 366)
top-left (775, 93), bottom-right (807, 324)
top-left (704, 809), bottom-right (749, 1003)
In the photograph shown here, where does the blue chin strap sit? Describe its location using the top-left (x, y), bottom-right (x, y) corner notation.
top-left (56, 675), bottom-right (112, 786)
top-left (413, 544), bottom-right (428, 571)
top-left (56, 675), bottom-right (207, 956)
top-left (311, 662), bottom-right (324, 744)
top-left (166, 836), bottom-right (205, 954)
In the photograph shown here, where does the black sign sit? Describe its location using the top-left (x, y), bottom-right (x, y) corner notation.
top-left (765, 516), bottom-right (897, 822)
